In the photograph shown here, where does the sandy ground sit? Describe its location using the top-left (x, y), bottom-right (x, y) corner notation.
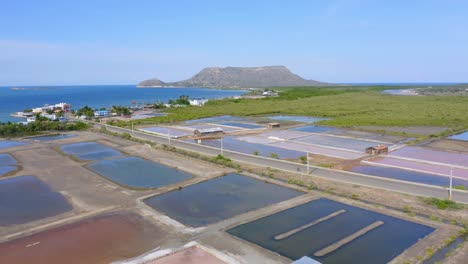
top-left (1, 130), bottom-right (467, 264)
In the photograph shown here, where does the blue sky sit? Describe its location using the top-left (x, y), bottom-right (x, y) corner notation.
top-left (1, 0), bottom-right (467, 85)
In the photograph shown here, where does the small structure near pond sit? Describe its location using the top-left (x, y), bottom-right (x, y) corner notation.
top-left (194, 127), bottom-right (224, 138)
top-left (366, 145), bottom-right (389, 155)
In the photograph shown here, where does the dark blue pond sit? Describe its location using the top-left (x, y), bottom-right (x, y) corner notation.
top-left (351, 165), bottom-right (468, 188)
top-left (228, 198), bottom-right (434, 264)
top-left (144, 173), bottom-right (304, 227)
top-left (60, 142), bottom-right (122, 161)
top-left (218, 121), bottom-right (263, 129)
top-left (0, 175), bottom-right (72, 225)
top-left (28, 134), bottom-right (76, 141)
top-left (291, 125), bottom-right (337, 133)
top-left (87, 156), bottom-right (192, 189)
top-left (0, 141), bottom-right (28, 149)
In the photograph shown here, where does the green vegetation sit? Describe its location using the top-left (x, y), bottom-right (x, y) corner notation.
top-left (74, 106), bottom-right (95, 118)
top-left (168, 95), bottom-right (190, 106)
top-left (0, 120), bottom-right (88, 137)
top-left (299, 155), bottom-right (307, 164)
top-left (270, 152), bottom-right (279, 159)
top-left (454, 185), bottom-right (467, 190)
top-left (111, 105), bottom-right (131, 116)
top-left (116, 86), bottom-right (468, 141)
top-left (253, 150), bottom-right (259, 156)
top-left (422, 197), bottom-right (464, 210)
top-left (287, 178), bottom-right (306, 187)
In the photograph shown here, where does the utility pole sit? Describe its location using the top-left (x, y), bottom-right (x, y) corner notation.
top-left (449, 167), bottom-right (453, 200)
top-left (221, 137), bottom-right (224, 156)
top-left (168, 128), bottom-right (171, 145)
top-left (131, 121), bottom-right (134, 135)
top-left (307, 151), bottom-right (310, 175)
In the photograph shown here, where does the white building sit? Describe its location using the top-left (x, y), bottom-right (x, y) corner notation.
top-left (189, 99), bottom-right (209, 106)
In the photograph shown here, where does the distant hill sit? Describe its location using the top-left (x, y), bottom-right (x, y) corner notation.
top-left (137, 66), bottom-right (329, 88)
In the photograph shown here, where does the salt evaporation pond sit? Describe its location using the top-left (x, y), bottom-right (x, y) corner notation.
top-left (87, 156), bottom-right (192, 189)
top-left (270, 141), bottom-right (364, 160)
top-left (0, 211), bottom-right (166, 264)
top-left (28, 134), bottom-right (76, 141)
top-left (448, 131), bottom-right (468, 141)
top-left (367, 157), bottom-right (468, 180)
top-left (267, 115), bottom-right (330, 123)
top-left (291, 125), bottom-right (337, 134)
top-left (0, 153), bottom-right (18, 176)
top-left (352, 165), bottom-right (468, 188)
top-left (293, 134), bottom-right (390, 152)
top-left (144, 173), bottom-right (303, 227)
top-left (228, 198), bottom-right (434, 264)
top-left (185, 115), bottom-right (245, 124)
top-left (0, 176), bottom-right (72, 226)
top-left (191, 136), bottom-right (305, 159)
top-left (0, 140), bottom-right (28, 149)
top-left (60, 142), bottom-right (122, 161)
top-left (139, 126), bottom-right (192, 138)
top-left (390, 146), bottom-right (468, 168)
top-left (218, 121), bottom-right (263, 129)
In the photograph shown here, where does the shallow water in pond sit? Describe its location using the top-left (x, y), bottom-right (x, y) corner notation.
top-left (290, 125), bottom-right (337, 133)
top-left (0, 153), bottom-right (16, 166)
top-left (0, 141), bottom-right (28, 149)
top-left (185, 115), bottom-right (244, 124)
top-left (87, 156), bottom-right (192, 189)
top-left (351, 165), bottom-right (468, 188)
top-left (0, 211), bottom-right (166, 264)
top-left (28, 134), bottom-right (76, 141)
top-left (448, 131), bottom-right (468, 141)
top-left (0, 175), bottom-right (72, 225)
top-left (60, 141), bottom-right (122, 160)
top-left (218, 121), bottom-right (263, 129)
top-left (144, 173), bottom-right (303, 227)
top-left (267, 115), bottom-right (330, 123)
top-left (228, 198), bottom-right (434, 264)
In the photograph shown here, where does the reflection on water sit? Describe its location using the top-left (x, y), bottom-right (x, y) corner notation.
top-left (0, 141), bottom-right (28, 149)
top-left (144, 173), bottom-right (303, 227)
top-left (87, 156), bottom-right (192, 189)
top-left (228, 198), bottom-right (434, 264)
top-left (0, 175), bottom-right (72, 225)
top-left (0, 211), bottom-right (166, 264)
top-left (448, 131), bottom-right (468, 141)
top-left (60, 142), bottom-right (122, 161)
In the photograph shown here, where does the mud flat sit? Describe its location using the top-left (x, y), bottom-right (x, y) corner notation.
top-left (147, 246), bottom-right (226, 264)
top-left (0, 211), bottom-right (167, 264)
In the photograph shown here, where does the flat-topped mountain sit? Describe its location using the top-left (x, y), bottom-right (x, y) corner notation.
top-left (138, 66), bottom-right (328, 88)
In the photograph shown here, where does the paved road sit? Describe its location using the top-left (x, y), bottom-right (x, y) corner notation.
top-left (94, 122), bottom-right (468, 204)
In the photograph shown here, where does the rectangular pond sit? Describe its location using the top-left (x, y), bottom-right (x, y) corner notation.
top-left (0, 211), bottom-right (166, 264)
top-left (60, 141), bottom-right (122, 161)
top-left (182, 124), bottom-right (238, 132)
top-left (351, 165), bottom-right (468, 188)
top-left (28, 134), bottom-right (76, 141)
top-left (144, 173), bottom-right (304, 227)
top-left (184, 115), bottom-right (245, 124)
top-left (292, 134), bottom-right (390, 152)
top-left (191, 136), bottom-right (305, 160)
top-left (0, 140), bottom-right (28, 149)
top-left (139, 126), bottom-right (192, 138)
top-left (217, 121), bottom-right (263, 129)
top-left (0, 175), bottom-right (72, 226)
top-left (0, 153), bottom-right (18, 177)
top-left (389, 146), bottom-right (468, 168)
top-left (87, 156), bottom-right (192, 189)
top-left (227, 198), bottom-right (434, 264)
top-left (365, 157), bottom-right (468, 180)
top-left (259, 130), bottom-right (310, 140)
top-left (291, 125), bottom-right (337, 134)
top-left (270, 141), bottom-right (364, 160)
top-left (267, 115), bottom-right (330, 124)
top-left (448, 131), bottom-right (468, 141)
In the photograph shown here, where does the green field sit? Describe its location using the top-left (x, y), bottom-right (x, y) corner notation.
top-left (113, 86), bottom-right (468, 137)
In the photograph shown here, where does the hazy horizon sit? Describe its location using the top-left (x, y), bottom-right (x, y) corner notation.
top-left (2, 0), bottom-right (467, 86)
